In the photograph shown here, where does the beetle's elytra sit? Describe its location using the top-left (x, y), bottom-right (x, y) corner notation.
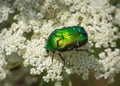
top-left (46, 26), bottom-right (88, 52)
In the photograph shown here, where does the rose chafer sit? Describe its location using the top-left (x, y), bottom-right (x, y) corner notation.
top-left (45, 26), bottom-right (88, 66)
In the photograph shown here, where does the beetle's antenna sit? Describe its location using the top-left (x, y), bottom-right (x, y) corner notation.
top-left (58, 53), bottom-right (65, 67)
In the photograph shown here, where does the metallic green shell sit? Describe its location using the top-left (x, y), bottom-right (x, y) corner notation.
top-left (45, 26), bottom-right (88, 52)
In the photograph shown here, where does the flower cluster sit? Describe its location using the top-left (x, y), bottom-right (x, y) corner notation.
top-left (0, 0), bottom-right (120, 86)
top-left (98, 48), bottom-right (120, 83)
top-left (0, 52), bottom-right (7, 80)
top-left (114, 7), bottom-right (120, 26)
top-left (0, 0), bottom-right (14, 23)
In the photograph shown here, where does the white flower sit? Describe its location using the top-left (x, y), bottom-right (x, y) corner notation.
top-left (0, 26), bottom-right (26, 55)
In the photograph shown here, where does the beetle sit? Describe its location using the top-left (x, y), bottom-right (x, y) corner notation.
top-left (45, 26), bottom-right (88, 66)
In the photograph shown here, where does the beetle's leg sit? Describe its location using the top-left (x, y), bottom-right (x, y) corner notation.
top-left (75, 49), bottom-right (91, 54)
top-left (51, 51), bottom-right (55, 64)
top-left (46, 50), bottom-right (49, 53)
top-left (58, 53), bottom-right (65, 67)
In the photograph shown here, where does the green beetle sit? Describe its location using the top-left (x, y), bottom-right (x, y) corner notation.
top-left (45, 26), bottom-right (88, 66)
